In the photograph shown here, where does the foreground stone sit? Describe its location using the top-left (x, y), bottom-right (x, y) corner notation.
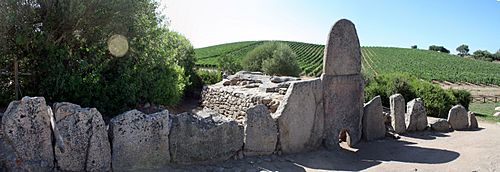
top-left (322, 19), bottom-right (363, 149)
top-left (169, 113), bottom-right (243, 164)
top-left (362, 96), bottom-right (386, 141)
top-left (110, 110), bottom-right (170, 170)
top-left (405, 98), bottom-right (428, 132)
top-left (493, 112), bottom-right (500, 117)
top-left (447, 105), bottom-right (469, 130)
top-left (244, 105), bottom-right (278, 156)
top-left (390, 94), bottom-right (406, 134)
top-left (495, 106), bottom-right (500, 111)
top-left (1, 97), bottom-right (54, 171)
top-left (430, 119), bottom-right (452, 132)
top-left (53, 102), bottom-right (111, 171)
top-left (468, 111), bottom-right (478, 129)
top-left (274, 79), bottom-right (324, 153)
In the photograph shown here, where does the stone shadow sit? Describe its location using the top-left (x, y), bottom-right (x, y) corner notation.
top-left (402, 130), bottom-right (451, 140)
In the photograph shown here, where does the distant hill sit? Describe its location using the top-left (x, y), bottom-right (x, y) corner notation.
top-left (195, 41), bottom-right (500, 85)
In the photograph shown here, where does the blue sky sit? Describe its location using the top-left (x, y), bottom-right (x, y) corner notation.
top-left (162, 0), bottom-right (499, 53)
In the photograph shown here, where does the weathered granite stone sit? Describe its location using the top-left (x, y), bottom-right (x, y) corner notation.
top-left (323, 19), bottom-right (361, 76)
top-left (430, 119), bottom-right (452, 132)
top-left (468, 111), bottom-right (478, 129)
top-left (390, 94), bottom-right (406, 134)
top-left (243, 105), bottom-right (278, 156)
top-left (447, 105), bottom-right (469, 130)
top-left (362, 96), bottom-right (386, 141)
top-left (405, 98), bottom-right (428, 132)
top-left (270, 76), bottom-right (300, 83)
top-left (495, 106), bottom-right (500, 111)
top-left (1, 97), bottom-right (54, 171)
top-left (273, 78), bottom-right (324, 153)
top-left (110, 110), bottom-right (170, 170)
top-left (53, 102), bottom-right (111, 171)
top-left (169, 113), bottom-right (243, 164)
top-left (322, 75), bottom-right (363, 148)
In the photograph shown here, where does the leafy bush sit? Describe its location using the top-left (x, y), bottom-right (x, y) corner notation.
top-left (242, 42), bottom-right (279, 72)
top-left (411, 45), bottom-right (417, 49)
top-left (195, 69), bottom-right (222, 85)
top-left (262, 44), bottom-right (301, 76)
top-left (429, 45), bottom-right (449, 53)
top-left (217, 55), bottom-right (242, 75)
top-left (365, 73), bottom-right (471, 118)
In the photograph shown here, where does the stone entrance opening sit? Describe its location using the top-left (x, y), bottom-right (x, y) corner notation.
top-left (338, 129), bottom-right (358, 152)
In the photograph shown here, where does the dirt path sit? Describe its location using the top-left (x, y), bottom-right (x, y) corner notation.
top-left (156, 119), bottom-right (500, 172)
top-left (434, 80), bottom-right (500, 97)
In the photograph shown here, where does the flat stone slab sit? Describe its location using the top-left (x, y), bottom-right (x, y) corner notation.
top-left (169, 113), bottom-right (243, 164)
top-left (468, 111), bottom-right (478, 129)
top-left (53, 102), bottom-right (111, 172)
top-left (110, 110), bottom-right (170, 170)
top-left (244, 105), bottom-right (278, 156)
top-left (273, 78), bottom-right (324, 153)
top-left (362, 96), bottom-right (386, 141)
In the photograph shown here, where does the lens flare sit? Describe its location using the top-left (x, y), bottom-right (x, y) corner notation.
top-left (107, 34), bottom-right (129, 57)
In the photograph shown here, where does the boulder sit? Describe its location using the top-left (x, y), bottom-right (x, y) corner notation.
top-left (109, 110), bottom-right (170, 170)
top-left (362, 96), bottom-right (386, 141)
top-left (390, 94), bottom-right (406, 134)
top-left (405, 98), bottom-right (428, 132)
top-left (1, 97), bottom-right (54, 171)
top-left (430, 119), bottom-right (452, 132)
top-left (447, 105), bottom-right (469, 130)
top-left (169, 113), bottom-right (243, 164)
top-left (243, 105), bottom-right (278, 156)
top-left (273, 78), bottom-right (324, 153)
top-left (495, 106), bottom-right (500, 111)
top-left (270, 76), bottom-right (300, 83)
top-left (468, 111), bottom-right (478, 129)
top-left (52, 102), bottom-right (111, 171)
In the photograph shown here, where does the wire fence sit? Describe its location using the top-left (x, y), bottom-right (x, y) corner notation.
top-left (472, 96), bottom-right (500, 103)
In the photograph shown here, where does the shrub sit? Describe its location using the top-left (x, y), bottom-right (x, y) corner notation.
top-left (217, 55), bottom-right (242, 75)
top-left (411, 45), bottom-right (418, 49)
top-left (261, 44), bottom-right (301, 76)
top-left (195, 69), bottom-right (222, 85)
top-left (364, 73), bottom-right (471, 118)
top-left (242, 42), bottom-right (279, 72)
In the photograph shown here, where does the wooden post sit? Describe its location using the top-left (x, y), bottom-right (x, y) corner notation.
top-left (14, 57), bottom-right (19, 100)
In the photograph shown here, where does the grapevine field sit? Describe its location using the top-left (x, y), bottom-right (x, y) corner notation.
top-left (195, 41), bottom-right (500, 85)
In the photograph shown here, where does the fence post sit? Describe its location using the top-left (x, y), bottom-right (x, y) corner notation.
top-left (483, 97), bottom-right (486, 103)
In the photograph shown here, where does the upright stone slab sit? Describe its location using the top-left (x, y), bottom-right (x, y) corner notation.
top-left (244, 105), bottom-right (278, 156)
top-left (390, 94), bottom-right (406, 134)
top-left (468, 111), bottom-right (478, 129)
top-left (110, 110), bottom-right (170, 170)
top-left (447, 105), bottom-right (469, 130)
top-left (405, 98), bottom-right (428, 132)
top-left (53, 102), bottom-right (111, 172)
top-left (322, 19), bottom-right (363, 149)
top-left (323, 19), bottom-right (362, 76)
top-left (273, 79), bottom-right (324, 153)
top-left (362, 96), bottom-right (386, 141)
top-left (1, 97), bottom-right (54, 171)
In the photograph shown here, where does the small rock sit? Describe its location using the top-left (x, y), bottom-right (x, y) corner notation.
top-left (468, 111), bottom-right (478, 129)
top-left (494, 112), bottom-right (500, 117)
top-left (430, 119), bottom-right (452, 132)
top-left (495, 107), bottom-right (500, 111)
top-left (223, 80), bottom-right (231, 86)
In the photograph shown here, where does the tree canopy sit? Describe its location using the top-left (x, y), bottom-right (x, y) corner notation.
top-left (456, 44), bottom-right (470, 57)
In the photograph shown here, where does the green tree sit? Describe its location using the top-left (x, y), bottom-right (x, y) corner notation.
top-left (262, 44), bottom-right (301, 76)
top-left (456, 44), bottom-right (470, 57)
top-left (472, 50), bottom-right (494, 62)
top-left (411, 45), bottom-right (418, 49)
top-left (0, 0), bottom-right (195, 116)
top-left (217, 55), bottom-right (242, 75)
top-left (242, 42), bottom-right (279, 71)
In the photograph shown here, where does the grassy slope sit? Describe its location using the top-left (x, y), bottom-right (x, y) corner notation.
top-left (470, 102), bottom-right (500, 122)
top-left (195, 41), bottom-right (500, 85)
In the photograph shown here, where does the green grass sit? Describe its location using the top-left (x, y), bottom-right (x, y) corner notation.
top-left (469, 102), bottom-right (500, 122)
top-left (195, 41), bottom-right (500, 85)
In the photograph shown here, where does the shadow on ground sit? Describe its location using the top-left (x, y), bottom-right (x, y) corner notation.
top-left (152, 134), bottom-right (460, 172)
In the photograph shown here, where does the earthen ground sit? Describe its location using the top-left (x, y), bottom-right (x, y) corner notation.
top-left (155, 118), bottom-right (500, 172)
